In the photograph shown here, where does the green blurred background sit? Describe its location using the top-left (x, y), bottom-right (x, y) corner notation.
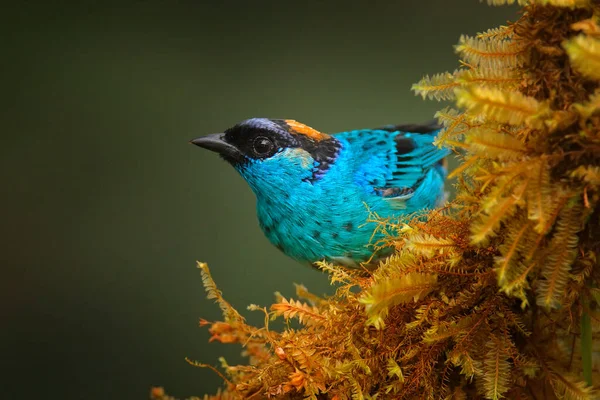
top-left (2, 1), bottom-right (517, 398)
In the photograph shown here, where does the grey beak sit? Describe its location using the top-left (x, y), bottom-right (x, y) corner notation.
top-left (190, 133), bottom-right (243, 162)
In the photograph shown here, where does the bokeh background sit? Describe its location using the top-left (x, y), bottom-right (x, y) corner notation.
top-left (3, 1), bottom-right (518, 398)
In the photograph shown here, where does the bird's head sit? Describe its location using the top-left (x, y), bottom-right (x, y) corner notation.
top-left (191, 118), bottom-right (341, 194)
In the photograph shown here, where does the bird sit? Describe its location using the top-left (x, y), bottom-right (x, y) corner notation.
top-left (191, 118), bottom-right (450, 269)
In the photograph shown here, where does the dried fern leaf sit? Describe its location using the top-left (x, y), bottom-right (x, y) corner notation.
top-left (564, 35), bottom-right (600, 81)
top-left (447, 351), bottom-right (482, 379)
top-left (572, 89), bottom-right (600, 119)
top-left (434, 107), bottom-right (471, 147)
top-left (412, 71), bottom-right (460, 101)
top-left (456, 86), bottom-right (546, 127)
top-left (197, 262), bottom-right (244, 323)
top-left (423, 315), bottom-right (477, 343)
top-left (571, 164), bottom-right (600, 186)
top-left (270, 297), bottom-right (325, 326)
top-left (476, 25), bottom-right (515, 40)
top-left (534, 0), bottom-right (590, 7)
top-left (466, 126), bottom-right (527, 159)
top-left (495, 215), bottom-right (532, 286)
top-left (480, 165), bottom-right (529, 212)
top-left (548, 367), bottom-right (595, 400)
top-left (526, 158), bottom-right (554, 233)
top-left (455, 35), bottom-right (527, 69)
top-left (536, 201), bottom-right (582, 309)
top-left (571, 18), bottom-right (600, 37)
top-left (483, 338), bottom-right (510, 400)
top-left (471, 182), bottom-right (527, 244)
top-left (294, 283), bottom-right (324, 306)
top-left (456, 68), bottom-right (522, 91)
top-left (386, 358), bottom-right (405, 382)
top-left (447, 155), bottom-right (480, 179)
top-left (360, 272), bottom-right (438, 329)
top-left (404, 233), bottom-right (458, 257)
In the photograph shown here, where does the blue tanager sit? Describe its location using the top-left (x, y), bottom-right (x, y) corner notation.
top-left (191, 118), bottom-right (449, 268)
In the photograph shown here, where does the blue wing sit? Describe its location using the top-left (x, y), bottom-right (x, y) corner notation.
top-left (336, 122), bottom-right (450, 209)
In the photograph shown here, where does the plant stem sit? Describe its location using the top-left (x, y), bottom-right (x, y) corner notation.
top-left (581, 309), bottom-right (593, 386)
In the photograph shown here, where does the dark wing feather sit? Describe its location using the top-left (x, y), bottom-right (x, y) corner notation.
top-left (375, 120), bottom-right (441, 134)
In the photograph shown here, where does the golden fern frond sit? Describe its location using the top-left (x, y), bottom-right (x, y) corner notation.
top-left (548, 367), bottom-right (595, 400)
top-left (434, 107), bottom-right (473, 147)
top-left (564, 35), bottom-right (600, 80)
top-left (288, 346), bottom-right (319, 373)
top-left (456, 68), bottom-right (522, 91)
top-left (572, 89), bottom-right (600, 119)
top-left (536, 201), bottom-right (582, 309)
top-left (482, 338), bottom-right (511, 400)
top-left (501, 261), bottom-right (534, 306)
top-left (476, 25), bottom-right (515, 40)
top-left (466, 126), bottom-right (527, 160)
top-left (495, 215), bottom-right (532, 286)
top-left (404, 233), bottom-right (458, 257)
top-left (348, 376), bottom-right (364, 400)
top-left (477, 163), bottom-right (529, 207)
top-left (412, 71), bottom-right (460, 101)
top-left (316, 261), bottom-right (359, 285)
top-left (534, 0), bottom-right (590, 7)
top-left (197, 262), bottom-right (244, 323)
top-left (471, 182), bottom-right (527, 244)
top-left (405, 303), bottom-right (434, 330)
top-left (423, 315), bottom-right (477, 343)
top-left (455, 35), bottom-right (527, 69)
top-left (447, 351), bottom-right (482, 379)
top-left (571, 165), bottom-right (600, 186)
top-left (456, 86), bottom-right (547, 127)
top-left (386, 358), bottom-right (405, 382)
top-left (571, 18), bottom-right (600, 37)
top-left (270, 297), bottom-right (325, 326)
top-left (294, 283), bottom-right (324, 306)
top-left (526, 158), bottom-right (554, 233)
top-left (436, 107), bottom-right (466, 127)
top-left (360, 272), bottom-right (438, 329)
top-left (447, 154), bottom-right (480, 179)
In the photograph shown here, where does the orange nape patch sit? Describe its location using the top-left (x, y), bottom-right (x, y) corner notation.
top-left (284, 120), bottom-right (330, 141)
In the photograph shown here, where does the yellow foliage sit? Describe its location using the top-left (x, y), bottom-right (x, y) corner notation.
top-left (412, 71), bottom-right (460, 101)
top-left (482, 338), bottom-right (510, 400)
top-left (564, 35), bottom-right (600, 81)
top-left (466, 126), bottom-right (527, 159)
top-left (455, 86), bottom-right (546, 128)
top-left (476, 25), bottom-right (515, 40)
top-left (526, 157), bottom-right (553, 233)
top-left (433, 107), bottom-right (473, 147)
top-left (573, 89), bottom-right (600, 119)
top-left (270, 297), bottom-right (325, 326)
top-left (360, 272), bottom-right (438, 329)
top-left (404, 233), bottom-right (458, 257)
top-left (536, 200), bottom-right (582, 309)
top-left (571, 18), bottom-right (600, 37)
top-left (535, 0), bottom-right (590, 7)
top-left (547, 367), bottom-right (595, 400)
top-left (455, 34), bottom-right (527, 69)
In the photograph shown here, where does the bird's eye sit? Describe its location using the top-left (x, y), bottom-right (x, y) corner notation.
top-left (252, 136), bottom-right (275, 157)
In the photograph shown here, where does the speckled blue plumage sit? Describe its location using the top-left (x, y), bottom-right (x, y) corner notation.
top-left (224, 121), bottom-right (450, 268)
